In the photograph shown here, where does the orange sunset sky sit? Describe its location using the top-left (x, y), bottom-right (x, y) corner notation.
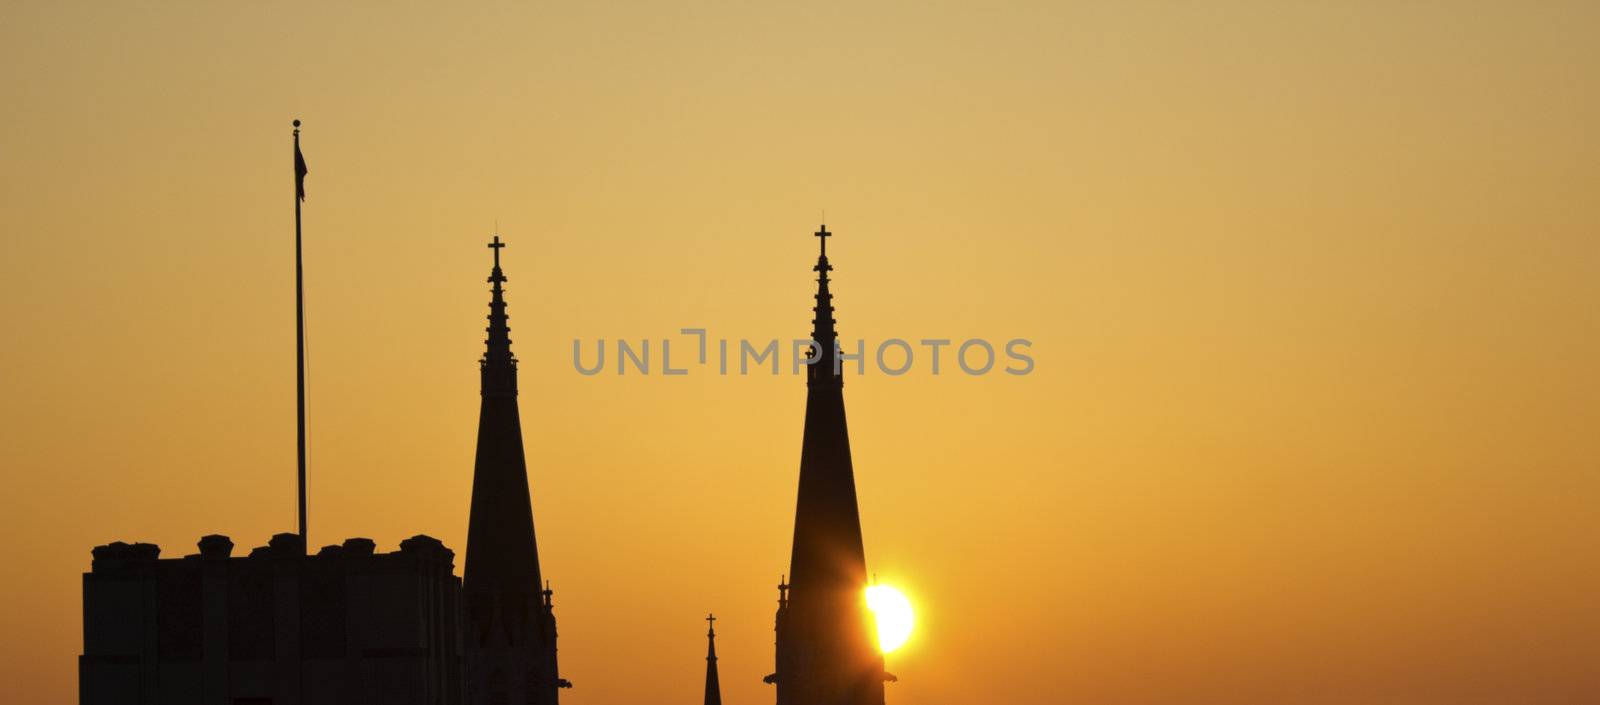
top-left (2, 2), bottom-right (1598, 704)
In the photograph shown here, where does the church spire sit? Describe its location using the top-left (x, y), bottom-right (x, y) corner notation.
top-left (463, 234), bottom-right (563, 705)
top-left (773, 223), bottom-right (885, 705)
top-left (704, 614), bottom-right (723, 705)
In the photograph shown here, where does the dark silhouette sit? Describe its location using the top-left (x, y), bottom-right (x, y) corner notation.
top-left (79, 236), bottom-right (578, 705)
top-left (766, 225), bottom-right (890, 705)
top-left (705, 614), bottom-right (723, 705)
top-left (80, 533), bottom-right (464, 705)
top-left (462, 235), bottom-right (568, 705)
top-left (80, 225), bottom-right (911, 704)
top-left (293, 119), bottom-right (309, 544)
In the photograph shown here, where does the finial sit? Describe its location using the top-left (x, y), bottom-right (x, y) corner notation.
top-left (488, 234), bottom-right (506, 268)
top-left (706, 612), bottom-right (717, 635)
top-left (814, 223), bottom-right (832, 257)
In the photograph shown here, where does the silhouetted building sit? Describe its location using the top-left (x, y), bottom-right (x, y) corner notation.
top-left (462, 236), bottom-right (568, 705)
top-left (80, 533), bottom-right (463, 705)
top-left (79, 236), bottom-right (579, 704)
top-left (766, 226), bottom-right (889, 705)
top-left (704, 615), bottom-right (722, 705)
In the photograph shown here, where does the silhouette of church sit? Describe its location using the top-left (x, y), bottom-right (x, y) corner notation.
top-left (79, 237), bottom-right (566, 705)
top-left (80, 227), bottom-right (897, 704)
top-left (764, 225), bottom-right (891, 705)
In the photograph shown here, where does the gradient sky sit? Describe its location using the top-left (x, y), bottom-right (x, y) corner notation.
top-left (3, 2), bottom-right (1598, 704)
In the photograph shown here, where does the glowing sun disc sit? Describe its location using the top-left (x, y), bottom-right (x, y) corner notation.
top-left (865, 584), bottom-right (914, 653)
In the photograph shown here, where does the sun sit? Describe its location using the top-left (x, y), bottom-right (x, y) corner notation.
top-left (865, 584), bottom-right (915, 653)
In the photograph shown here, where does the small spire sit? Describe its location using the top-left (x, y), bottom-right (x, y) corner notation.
top-left (704, 613), bottom-right (723, 705)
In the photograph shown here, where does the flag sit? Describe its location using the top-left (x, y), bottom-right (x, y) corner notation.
top-left (295, 139), bottom-right (309, 202)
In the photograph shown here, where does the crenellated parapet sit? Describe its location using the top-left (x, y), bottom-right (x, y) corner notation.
top-left (81, 534), bottom-right (465, 704)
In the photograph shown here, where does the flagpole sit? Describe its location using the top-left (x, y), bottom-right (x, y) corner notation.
top-left (293, 119), bottom-right (308, 546)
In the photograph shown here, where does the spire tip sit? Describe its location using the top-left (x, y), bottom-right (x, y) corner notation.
top-left (814, 223), bottom-right (832, 257)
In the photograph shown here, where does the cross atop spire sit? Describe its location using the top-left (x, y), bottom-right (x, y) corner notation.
top-left (706, 612), bottom-right (717, 636)
top-left (815, 223), bottom-right (832, 257)
top-left (489, 234), bottom-right (506, 268)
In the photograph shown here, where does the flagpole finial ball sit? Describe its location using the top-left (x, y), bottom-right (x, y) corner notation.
top-left (293, 119), bottom-right (301, 127)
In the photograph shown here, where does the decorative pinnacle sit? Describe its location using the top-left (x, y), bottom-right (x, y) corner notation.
top-left (808, 225), bottom-right (840, 386)
top-left (480, 234), bottom-right (517, 395)
top-left (485, 235), bottom-right (510, 328)
top-left (706, 612), bottom-right (719, 665)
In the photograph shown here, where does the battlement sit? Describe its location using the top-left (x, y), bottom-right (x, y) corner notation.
top-left (81, 533), bottom-right (463, 705)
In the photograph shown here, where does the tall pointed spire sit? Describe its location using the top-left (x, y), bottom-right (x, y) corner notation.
top-left (704, 614), bottom-right (723, 705)
top-left (772, 224), bottom-right (886, 705)
top-left (463, 234), bottom-right (564, 705)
